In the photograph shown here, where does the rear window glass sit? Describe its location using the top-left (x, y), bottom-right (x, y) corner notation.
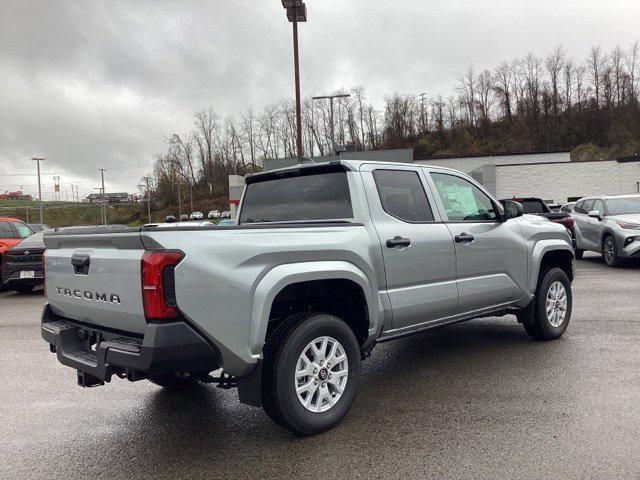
top-left (521, 200), bottom-right (546, 214)
top-left (373, 170), bottom-right (434, 222)
top-left (239, 171), bottom-right (353, 224)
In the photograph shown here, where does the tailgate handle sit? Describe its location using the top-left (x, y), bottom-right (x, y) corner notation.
top-left (71, 253), bottom-right (91, 275)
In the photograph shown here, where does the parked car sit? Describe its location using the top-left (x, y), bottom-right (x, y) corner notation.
top-left (179, 214), bottom-right (189, 222)
top-left (208, 210), bottom-right (221, 219)
top-left (41, 160), bottom-right (574, 435)
top-left (0, 217), bottom-right (34, 288)
top-left (1, 231), bottom-right (45, 293)
top-left (164, 215), bottom-right (176, 223)
top-left (571, 195), bottom-right (640, 266)
top-left (560, 202), bottom-right (577, 213)
top-left (220, 210), bottom-right (231, 218)
top-left (27, 223), bottom-right (50, 232)
top-left (190, 211), bottom-right (204, 220)
top-left (500, 197), bottom-right (576, 250)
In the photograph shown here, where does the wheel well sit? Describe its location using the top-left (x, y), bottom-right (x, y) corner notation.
top-left (539, 250), bottom-right (574, 284)
top-left (267, 279), bottom-right (369, 346)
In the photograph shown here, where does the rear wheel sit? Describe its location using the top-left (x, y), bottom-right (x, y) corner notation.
top-left (523, 267), bottom-right (572, 340)
top-left (262, 312), bottom-right (360, 435)
top-left (602, 235), bottom-right (620, 267)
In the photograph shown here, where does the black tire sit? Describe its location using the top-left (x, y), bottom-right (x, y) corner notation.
top-left (262, 312), bottom-right (361, 435)
top-left (602, 235), bottom-right (620, 267)
top-left (574, 248), bottom-right (584, 260)
top-left (13, 284), bottom-right (35, 294)
top-left (523, 267), bottom-right (572, 341)
top-left (148, 372), bottom-right (202, 389)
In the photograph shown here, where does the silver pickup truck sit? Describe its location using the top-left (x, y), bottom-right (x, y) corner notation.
top-left (41, 160), bottom-right (574, 435)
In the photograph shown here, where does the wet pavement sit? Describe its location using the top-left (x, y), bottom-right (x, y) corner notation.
top-left (1, 253), bottom-right (638, 479)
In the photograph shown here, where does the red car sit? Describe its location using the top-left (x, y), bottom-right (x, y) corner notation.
top-left (0, 217), bottom-right (34, 285)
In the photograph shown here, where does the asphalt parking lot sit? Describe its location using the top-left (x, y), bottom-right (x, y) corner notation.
top-left (1, 253), bottom-right (638, 480)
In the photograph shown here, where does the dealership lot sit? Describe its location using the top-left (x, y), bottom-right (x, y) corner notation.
top-left (1, 253), bottom-right (638, 479)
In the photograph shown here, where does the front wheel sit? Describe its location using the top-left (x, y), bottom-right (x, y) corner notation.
top-left (602, 235), bottom-right (620, 267)
top-left (262, 312), bottom-right (361, 435)
top-left (523, 267), bottom-right (572, 340)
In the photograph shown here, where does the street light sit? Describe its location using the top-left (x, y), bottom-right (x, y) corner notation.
top-left (30, 157), bottom-right (46, 224)
top-left (281, 0), bottom-right (307, 161)
top-left (312, 93), bottom-right (351, 155)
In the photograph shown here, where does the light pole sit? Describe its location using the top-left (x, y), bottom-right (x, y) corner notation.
top-left (281, 1), bottom-right (307, 161)
top-left (312, 93), bottom-right (351, 155)
top-left (30, 157), bottom-right (46, 224)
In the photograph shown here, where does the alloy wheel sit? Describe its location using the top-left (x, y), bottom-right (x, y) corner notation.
top-left (294, 336), bottom-right (349, 413)
top-left (545, 281), bottom-right (568, 327)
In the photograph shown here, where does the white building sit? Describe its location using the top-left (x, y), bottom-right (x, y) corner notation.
top-left (415, 151), bottom-right (640, 203)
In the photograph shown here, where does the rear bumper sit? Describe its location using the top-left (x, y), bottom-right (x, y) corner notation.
top-left (41, 303), bottom-right (220, 386)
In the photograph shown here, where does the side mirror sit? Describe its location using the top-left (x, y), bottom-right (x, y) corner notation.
top-left (503, 200), bottom-right (524, 220)
top-left (588, 210), bottom-right (602, 220)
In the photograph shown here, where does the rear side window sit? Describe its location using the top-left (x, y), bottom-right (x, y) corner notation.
top-left (239, 171), bottom-right (353, 223)
top-left (0, 221), bottom-right (15, 238)
top-left (373, 170), bottom-right (434, 222)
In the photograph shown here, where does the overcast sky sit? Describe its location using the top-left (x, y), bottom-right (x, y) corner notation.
top-left (1, 0), bottom-right (639, 199)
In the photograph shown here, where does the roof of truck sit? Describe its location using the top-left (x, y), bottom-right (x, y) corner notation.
top-left (245, 159), bottom-right (460, 183)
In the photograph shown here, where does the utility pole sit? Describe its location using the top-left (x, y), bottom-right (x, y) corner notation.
top-left (25, 205), bottom-right (29, 223)
top-left (98, 168), bottom-right (106, 225)
top-left (281, 1), bottom-right (307, 161)
top-left (312, 93), bottom-right (351, 155)
top-left (30, 157), bottom-right (46, 224)
top-left (419, 92), bottom-right (427, 133)
top-left (176, 180), bottom-right (182, 219)
top-left (142, 176), bottom-right (151, 223)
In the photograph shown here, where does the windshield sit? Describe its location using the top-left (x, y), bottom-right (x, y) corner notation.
top-left (239, 171), bottom-right (353, 224)
top-left (606, 197), bottom-right (640, 216)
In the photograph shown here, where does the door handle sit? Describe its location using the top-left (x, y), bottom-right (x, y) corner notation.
top-left (386, 236), bottom-right (411, 248)
top-left (454, 233), bottom-right (475, 243)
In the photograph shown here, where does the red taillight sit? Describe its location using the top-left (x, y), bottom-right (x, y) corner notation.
top-left (141, 250), bottom-right (184, 321)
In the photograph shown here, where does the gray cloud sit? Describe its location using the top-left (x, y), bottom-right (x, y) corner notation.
top-left (1, 0), bottom-right (639, 197)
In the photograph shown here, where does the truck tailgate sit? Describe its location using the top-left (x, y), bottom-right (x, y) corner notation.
top-left (43, 230), bottom-right (148, 335)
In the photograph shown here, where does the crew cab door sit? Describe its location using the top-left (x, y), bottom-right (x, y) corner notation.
top-left (359, 164), bottom-right (458, 330)
top-left (426, 170), bottom-right (528, 313)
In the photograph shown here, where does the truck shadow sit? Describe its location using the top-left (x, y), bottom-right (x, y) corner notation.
top-left (48, 318), bottom-right (574, 478)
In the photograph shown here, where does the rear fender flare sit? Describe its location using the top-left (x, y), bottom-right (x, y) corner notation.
top-left (248, 261), bottom-right (378, 358)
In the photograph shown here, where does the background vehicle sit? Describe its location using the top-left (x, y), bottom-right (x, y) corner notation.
top-left (27, 223), bottom-right (50, 232)
top-left (190, 211), bottom-right (204, 220)
top-left (179, 214), bottom-right (189, 222)
top-left (571, 195), bottom-right (640, 266)
top-left (164, 215), bottom-right (176, 223)
top-left (220, 210), bottom-right (231, 218)
top-left (560, 202), bottom-right (577, 213)
top-left (1, 231), bottom-right (45, 294)
top-left (500, 197), bottom-right (576, 249)
top-left (41, 161), bottom-right (573, 435)
top-left (208, 210), bottom-right (221, 219)
top-left (0, 217), bottom-right (34, 288)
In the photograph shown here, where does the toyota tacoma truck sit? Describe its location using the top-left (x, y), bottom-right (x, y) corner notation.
top-left (41, 160), bottom-right (574, 435)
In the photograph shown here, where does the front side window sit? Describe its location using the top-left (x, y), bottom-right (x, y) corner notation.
top-left (431, 173), bottom-right (498, 222)
top-left (373, 170), bottom-right (434, 222)
top-left (592, 200), bottom-right (605, 215)
top-left (582, 199), bottom-right (595, 213)
top-left (239, 170), bottom-right (353, 224)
